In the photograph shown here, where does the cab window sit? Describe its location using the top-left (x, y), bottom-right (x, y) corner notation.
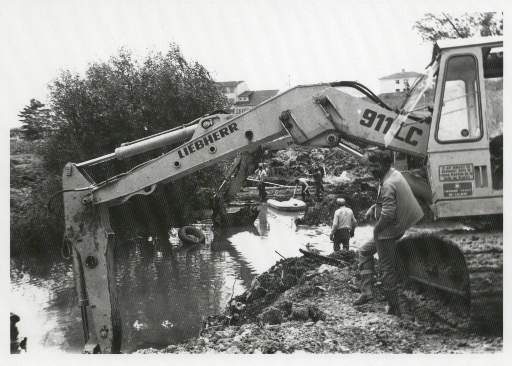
top-left (483, 46), bottom-right (503, 190)
top-left (437, 55), bottom-right (482, 142)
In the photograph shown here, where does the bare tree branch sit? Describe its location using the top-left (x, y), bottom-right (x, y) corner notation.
top-left (441, 13), bottom-right (464, 38)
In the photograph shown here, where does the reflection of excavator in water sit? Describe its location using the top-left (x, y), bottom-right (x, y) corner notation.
top-left (62, 36), bottom-right (502, 352)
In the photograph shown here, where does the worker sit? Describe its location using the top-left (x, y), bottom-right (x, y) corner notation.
top-left (256, 163), bottom-right (268, 202)
top-left (295, 177), bottom-right (311, 202)
top-left (330, 197), bottom-right (357, 251)
top-left (307, 164), bottom-right (325, 200)
top-left (353, 149), bottom-right (423, 318)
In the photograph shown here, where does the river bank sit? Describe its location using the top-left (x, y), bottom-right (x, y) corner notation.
top-left (137, 248), bottom-right (502, 354)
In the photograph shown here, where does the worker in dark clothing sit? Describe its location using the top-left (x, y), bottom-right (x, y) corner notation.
top-left (307, 164), bottom-right (325, 200)
top-left (353, 149), bottom-right (423, 317)
top-left (295, 178), bottom-right (311, 202)
top-left (255, 163), bottom-right (268, 202)
top-left (11, 313), bottom-right (26, 354)
top-left (330, 197), bottom-right (357, 251)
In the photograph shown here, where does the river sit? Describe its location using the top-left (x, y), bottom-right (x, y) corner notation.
top-left (10, 205), bottom-right (373, 354)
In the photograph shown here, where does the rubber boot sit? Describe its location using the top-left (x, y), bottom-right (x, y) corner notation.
top-left (384, 290), bottom-right (401, 317)
top-left (353, 274), bottom-right (374, 306)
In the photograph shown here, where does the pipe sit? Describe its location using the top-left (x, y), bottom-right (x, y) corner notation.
top-left (114, 124), bottom-right (197, 160)
top-left (338, 142), bottom-right (364, 158)
top-left (76, 123), bottom-right (198, 168)
top-left (246, 178), bottom-right (295, 188)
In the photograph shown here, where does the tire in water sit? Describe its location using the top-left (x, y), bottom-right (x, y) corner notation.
top-left (178, 226), bottom-right (206, 245)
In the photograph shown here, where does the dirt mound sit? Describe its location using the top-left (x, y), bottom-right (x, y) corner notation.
top-left (138, 257), bottom-right (502, 354)
top-left (200, 250), bottom-right (357, 332)
top-left (295, 183), bottom-right (377, 226)
top-left (266, 146), bottom-right (367, 185)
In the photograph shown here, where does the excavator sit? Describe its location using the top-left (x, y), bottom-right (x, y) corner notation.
top-left (62, 36), bottom-right (502, 353)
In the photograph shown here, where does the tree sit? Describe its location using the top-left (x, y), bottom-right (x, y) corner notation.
top-left (12, 43), bottom-right (230, 253)
top-left (44, 44), bottom-right (228, 172)
top-left (413, 12), bottom-right (503, 42)
top-left (18, 99), bottom-right (53, 141)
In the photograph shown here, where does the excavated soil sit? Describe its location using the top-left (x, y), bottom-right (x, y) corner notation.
top-left (138, 250), bottom-right (502, 354)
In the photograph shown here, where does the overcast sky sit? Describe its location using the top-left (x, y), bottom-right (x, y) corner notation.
top-left (0, 0), bottom-right (506, 129)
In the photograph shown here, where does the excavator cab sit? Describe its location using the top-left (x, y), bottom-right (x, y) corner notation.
top-left (425, 37), bottom-right (503, 218)
top-left (391, 37), bottom-right (503, 217)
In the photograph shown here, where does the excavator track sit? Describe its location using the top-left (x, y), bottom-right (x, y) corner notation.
top-left (396, 227), bottom-right (502, 334)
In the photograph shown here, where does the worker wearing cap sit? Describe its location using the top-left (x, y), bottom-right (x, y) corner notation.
top-left (353, 149), bottom-right (423, 317)
top-left (330, 198), bottom-right (357, 251)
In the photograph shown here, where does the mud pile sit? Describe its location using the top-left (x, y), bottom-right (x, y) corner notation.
top-left (138, 250), bottom-right (502, 354)
top-left (266, 146), bottom-right (367, 184)
top-left (258, 146), bottom-right (379, 225)
top-left (295, 183), bottom-right (377, 227)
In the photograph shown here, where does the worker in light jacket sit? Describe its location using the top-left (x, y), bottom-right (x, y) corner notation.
top-left (295, 177), bottom-right (311, 202)
top-left (330, 197), bottom-right (357, 251)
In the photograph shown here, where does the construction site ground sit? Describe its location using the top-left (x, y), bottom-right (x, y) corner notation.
top-left (137, 252), bottom-right (502, 354)
top-left (137, 147), bottom-right (502, 354)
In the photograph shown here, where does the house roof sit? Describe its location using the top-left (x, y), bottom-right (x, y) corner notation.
top-left (379, 71), bottom-right (423, 80)
top-left (215, 81), bottom-right (244, 88)
top-left (234, 89), bottom-right (279, 107)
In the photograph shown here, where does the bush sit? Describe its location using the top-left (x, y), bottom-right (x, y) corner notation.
top-left (11, 43), bottom-right (230, 255)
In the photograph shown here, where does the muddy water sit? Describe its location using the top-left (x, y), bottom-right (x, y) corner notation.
top-left (10, 205), bottom-right (373, 354)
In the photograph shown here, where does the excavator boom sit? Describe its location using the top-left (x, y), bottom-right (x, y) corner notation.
top-left (63, 82), bottom-right (430, 352)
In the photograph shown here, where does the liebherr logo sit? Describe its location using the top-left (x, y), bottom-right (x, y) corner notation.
top-left (177, 122), bottom-right (239, 158)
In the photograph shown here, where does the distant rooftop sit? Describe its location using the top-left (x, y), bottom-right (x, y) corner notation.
top-left (215, 81), bottom-right (244, 88)
top-left (379, 69), bottom-right (423, 80)
top-left (234, 89), bottom-right (279, 107)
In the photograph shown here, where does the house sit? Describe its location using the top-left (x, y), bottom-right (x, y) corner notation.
top-left (216, 80), bottom-right (279, 114)
top-left (379, 69), bottom-right (423, 94)
top-left (215, 81), bottom-right (248, 104)
top-left (232, 89), bottom-right (279, 114)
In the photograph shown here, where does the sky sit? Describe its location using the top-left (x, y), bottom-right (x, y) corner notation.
top-left (0, 0), bottom-right (506, 130)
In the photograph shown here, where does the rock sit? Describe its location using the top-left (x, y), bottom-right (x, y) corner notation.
top-left (215, 328), bottom-right (235, 339)
top-left (246, 278), bottom-right (267, 301)
top-left (165, 345), bottom-right (178, 353)
top-left (226, 345), bottom-right (241, 353)
top-left (317, 264), bottom-right (338, 273)
top-left (308, 305), bottom-right (327, 322)
top-left (291, 304), bottom-right (310, 321)
top-left (276, 300), bottom-right (293, 315)
top-left (259, 307), bottom-right (283, 325)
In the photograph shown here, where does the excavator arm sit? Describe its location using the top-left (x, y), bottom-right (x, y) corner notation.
top-left (62, 82), bottom-right (431, 352)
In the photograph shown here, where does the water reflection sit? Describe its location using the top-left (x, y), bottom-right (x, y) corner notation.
top-left (10, 205), bottom-right (375, 353)
top-left (257, 204), bottom-right (270, 236)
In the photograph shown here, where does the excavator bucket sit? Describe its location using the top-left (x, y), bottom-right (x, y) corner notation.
top-left (396, 234), bottom-right (470, 298)
top-left (396, 232), bottom-right (503, 334)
